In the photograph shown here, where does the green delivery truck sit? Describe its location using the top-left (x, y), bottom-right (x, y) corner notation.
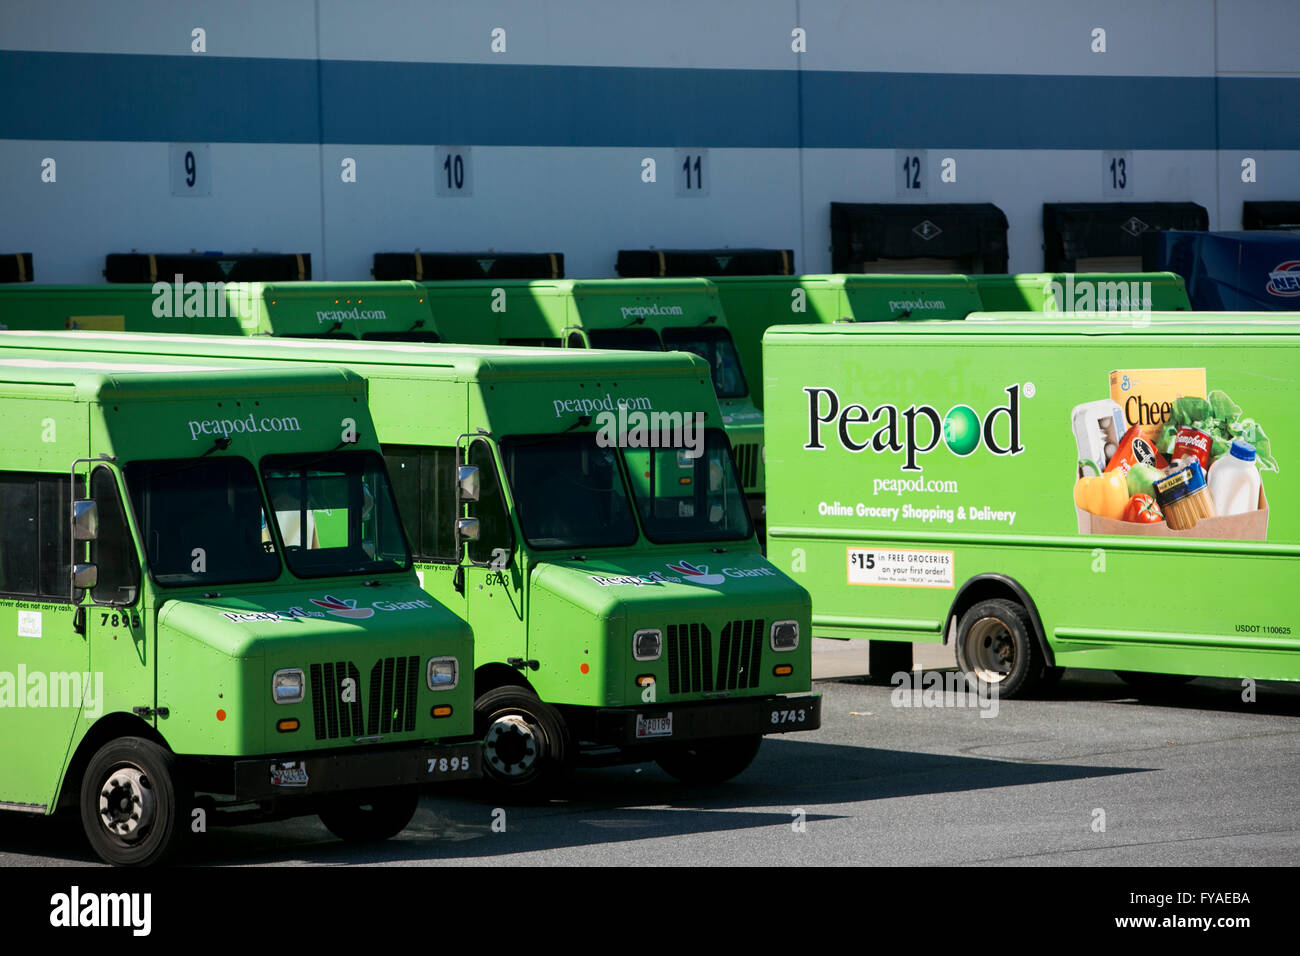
top-left (711, 275), bottom-right (984, 410)
top-left (0, 280), bottom-right (765, 522)
top-left (969, 273), bottom-right (1190, 313)
top-left (415, 279), bottom-right (767, 526)
top-left (0, 354), bottom-right (478, 865)
top-left (0, 332), bottom-right (820, 794)
top-left (763, 314), bottom-right (1299, 696)
top-left (0, 280), bottom-right (442, 341)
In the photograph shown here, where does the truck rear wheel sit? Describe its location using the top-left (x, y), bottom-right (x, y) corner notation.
top-left (655, 734), bottom-right (762, 785)
top-left (80, 736), bottom-right (187, 867)
top-left (474, 685), bottom-right (572, 799)
top-left (318, 786), bottom-right (419, 843)
top-left (954, 599), bottom-right (1045, 699)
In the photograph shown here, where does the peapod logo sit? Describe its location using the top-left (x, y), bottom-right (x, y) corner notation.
top-left (1266, 260), bottom-right (1300, 297)
top-left (219, 595), bottom-right (432, 623)
top-left (619, 304), bottom-right (684, 319)
top-left (316, 306), bottom-right (389, 324)
top-left (587, 561), bottom-right (776, 588)
top-left (804, 384), bottom-right (1026, 472)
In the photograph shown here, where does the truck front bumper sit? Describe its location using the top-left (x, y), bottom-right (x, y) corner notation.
top-left (591, 693), bottom-right (820, 748)
top-left (229, 739), bottom-right (481, 801)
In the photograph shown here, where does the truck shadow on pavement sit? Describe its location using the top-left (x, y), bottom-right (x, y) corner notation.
top-left (0, 734), bottom-right (1145, 866)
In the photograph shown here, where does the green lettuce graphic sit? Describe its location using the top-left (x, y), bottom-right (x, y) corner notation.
top-left (1158, 390), bottom-right (1277, 473)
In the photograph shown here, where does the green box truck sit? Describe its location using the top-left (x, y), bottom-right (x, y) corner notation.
top-left (0, 280), bottom-right (442, 341)
top-left (711, 275), bottom-right (984, 411)
top-left (969, 273), bottom-right (1191, 313)
top-left (0, 332), bottom-right (820, 795)
top-left (414, 279), bottom-right (767, 527)
top-left (763, 313), bottom-right (1299, 696)
top-left (0, 280), bottom-right (765, 524)
top-left (0, 354), bottom-right (478, 865)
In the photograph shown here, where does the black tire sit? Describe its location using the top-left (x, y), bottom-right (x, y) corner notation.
top-left (318, 786), bottom-right (419, 843)
top-left (954, 599), bottom-right (1045, 699)
top-left (474, 685), bottom-right (572, 800)
top-left (80, 737), bottom-right (187, 867)
top-left (655, 734), bottom-right (762, 785)
top-left (1115, 671), bottom-right (1196, 693)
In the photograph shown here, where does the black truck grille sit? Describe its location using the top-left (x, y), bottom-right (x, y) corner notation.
top-left (309, 656), bottom-right (420, 740)
top-left (733, 443), bottom-right (760, 489)
top-left (666, 619), bottom-right (764, 695)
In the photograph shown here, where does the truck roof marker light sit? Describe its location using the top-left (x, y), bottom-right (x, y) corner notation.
top-left (773, 665), bottom-right (794, 677)
top-left (277, 718), bottom-right (299, 732)
top-left (580, 663), bottom-right (590, 675)
top-left (431, 705), bottom-right (453, 718)
top-left (216, 709), bottom-right (227, 721)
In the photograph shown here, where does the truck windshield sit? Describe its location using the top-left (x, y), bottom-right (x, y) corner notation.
top-left (261, 450), bottom-right (411, 577)
top-left (586, 328), bottom-right (664, 351)
top-left (661, 327), bottom-right (749, 399)
top-left (621, 429), bottom-right (752, 543)
top-left (498, 434), bottom-right (639, 550)
top-left (124, 457), bottom-right (281, 587)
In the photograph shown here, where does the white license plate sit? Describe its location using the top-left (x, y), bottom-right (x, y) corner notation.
top-left (269, 761), bottom-right (309, 787)
top-left (635, 713), bottom-right (673, 739)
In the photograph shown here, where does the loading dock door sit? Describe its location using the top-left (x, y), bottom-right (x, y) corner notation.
top-left (1042, 202), bottom-right (1207, 273)
top-left (1243, 202), bottom-right (1300, 232)
top-left (372, 252), bottom-right (564, 280)
top-left (104, 252), bottom-right (310, 282)
top-left (615, 248), bottom-right (794, 277)
top-left (829, 203), bottom-right (1008, 275)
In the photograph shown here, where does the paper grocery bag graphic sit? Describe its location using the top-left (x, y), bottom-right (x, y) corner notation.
top-left (1074, 472), bottom-right (1269, 541)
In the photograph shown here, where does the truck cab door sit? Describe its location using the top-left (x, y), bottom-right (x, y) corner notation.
top-left (0, 472), bottom-right (89, 809)
top-left (82, 465), bottom-right (149, 727)
top-left (458, 437), bottom-right (526, 667)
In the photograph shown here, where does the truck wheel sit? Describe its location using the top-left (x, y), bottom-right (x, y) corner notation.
top-left (475, 685), bottom-right (571, 799)
top-left (80, 737), bottom-right (187, 867)
top-left (318, 786), bottom-right (419, 843)
top-left (954, 599), bottom-right (1044, 699)
top-left (655, 734), bottom-right (762, 785)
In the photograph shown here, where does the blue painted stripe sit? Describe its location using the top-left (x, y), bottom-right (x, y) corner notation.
top-left (1, 51), bottom-right (321, 143)
top-left (1, 50), bottom-right (1296, 149)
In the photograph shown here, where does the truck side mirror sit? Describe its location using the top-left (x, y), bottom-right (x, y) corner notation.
top-left (71, 563), bottom-right (99, 590)
top-left (456, 517), bottom-right (481, 541)
top-left (457, 465), bottom-right (480, 502)
top-left (72, 500), bottom-right (99, 541)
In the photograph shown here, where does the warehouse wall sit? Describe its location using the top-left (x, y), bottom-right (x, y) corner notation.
top-left (1, 0), bottom-right (1297, 281)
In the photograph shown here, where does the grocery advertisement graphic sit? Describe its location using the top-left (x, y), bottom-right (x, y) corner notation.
top-left (1071, 368), bottom-right (1275, 540)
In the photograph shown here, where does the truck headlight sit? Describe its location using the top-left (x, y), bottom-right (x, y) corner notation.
top-left (633, 628), bottom-right (662, 661)
top-left (770, 620), bottom-right (799, 652)
top-left (427, 657), bottom-right (458, 690)
top-left (272, 668), bottom-right (305, 704)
